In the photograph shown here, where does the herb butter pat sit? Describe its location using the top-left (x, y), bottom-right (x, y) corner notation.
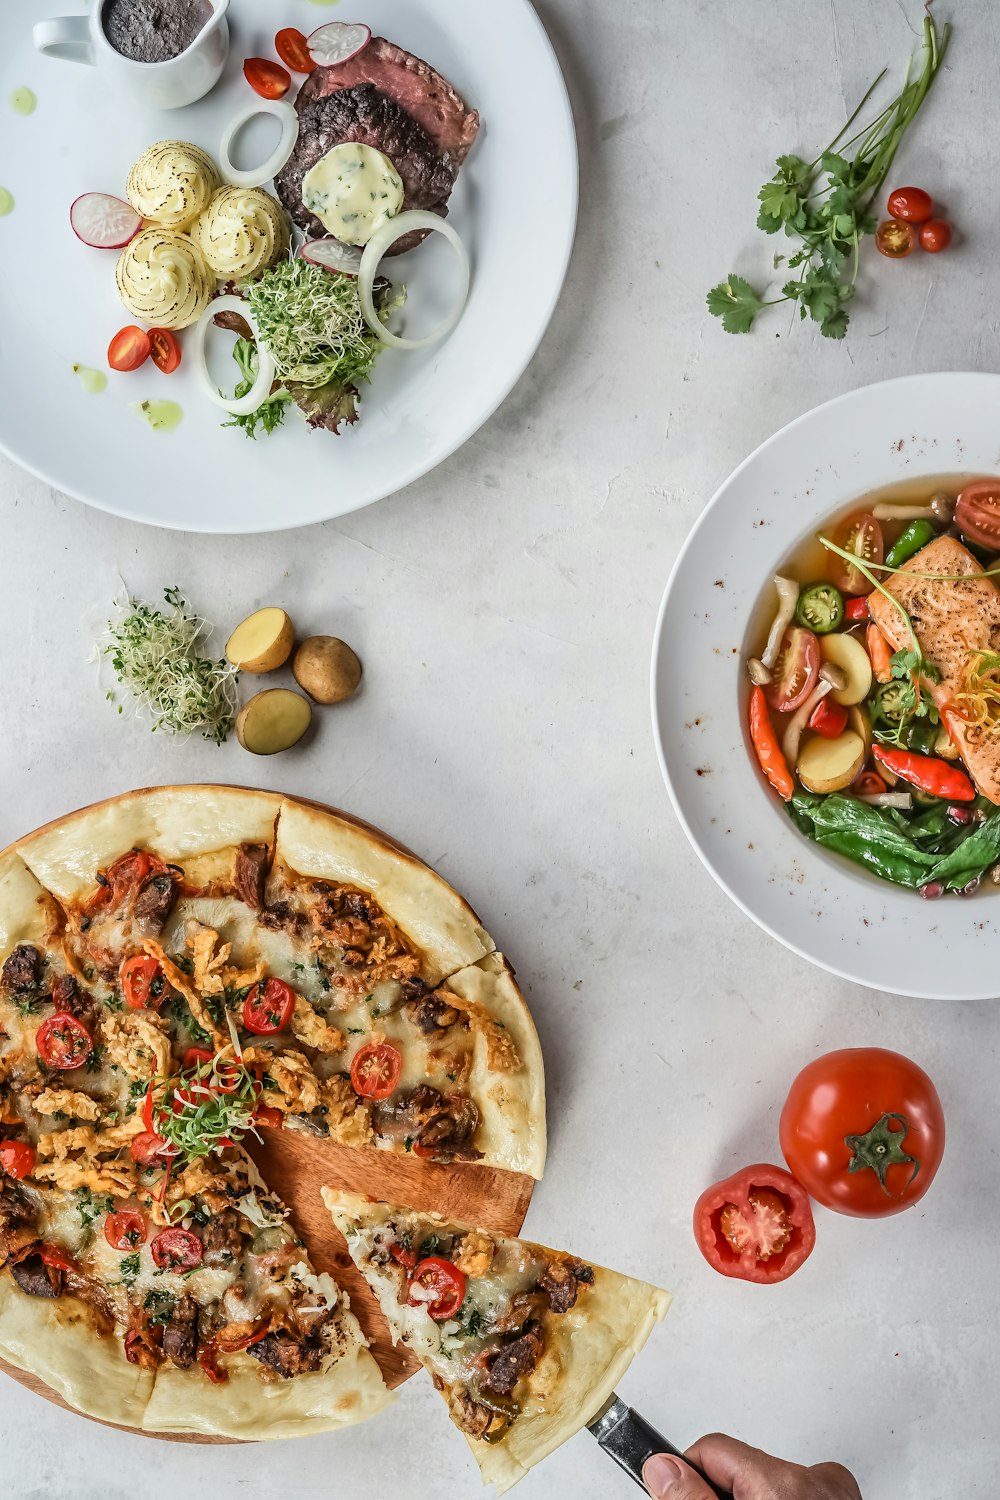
top-left (301, 143), bottom-right (404, 247)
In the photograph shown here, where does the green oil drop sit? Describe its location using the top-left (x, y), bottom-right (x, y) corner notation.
top-left (0, 189), bottom-right (13, 216)
top-left (135, 399), bottom-right (183, 432)
top-left (72, 363), bottom-right (107, 395)
top-left (11, 88), bottom-right (36, 116)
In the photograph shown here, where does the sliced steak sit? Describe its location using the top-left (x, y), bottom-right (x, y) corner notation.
top-left (481, 1320), bottom-right (544, 1398)
top-left (10, 1250), bottom-right (62, 1298)
top-left (162, 1295), bottom-right (199, 1369)
top-left (449, 1387), bottom-right (493, 1439)
top-left (259, 901), bottom-right (309, 936)
top-left (201, 1208), bottom-right (244, 1268)
top-left (133, 872), bottom-right (177, 933)
top-left (0, 1183), bottom-right (36, 1232)
top-left (536, 1258), bottom-right (594, 1315)
top-left (247, 1328), bottom-right (323, 1379)
top-left (295, 37), bottom-right (480, 162)
top-left (380, 1084), bottom-right (481, 1160)
top-left (1, 944), bottom-right (41, 994)
top-left (275, 84), bottom-right (458, 246)
top-left (50, 974), bottom-right (100, 1033)
top-left (233, 843), bottom-right (269, 911)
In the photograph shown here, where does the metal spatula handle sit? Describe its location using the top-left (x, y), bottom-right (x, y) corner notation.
top-left (588, 1396), bottom-right (733, 1499)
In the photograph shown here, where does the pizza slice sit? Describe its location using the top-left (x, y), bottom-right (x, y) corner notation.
top-left (323, 1189), bottom-right (670, 1493)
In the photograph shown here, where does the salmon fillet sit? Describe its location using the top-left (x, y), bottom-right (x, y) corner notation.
top-left (869, 535), bottom-right (1000, 803)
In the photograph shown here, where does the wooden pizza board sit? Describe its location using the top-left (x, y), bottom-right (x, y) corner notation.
top-left (0, 788), bottom-right (538, 1440)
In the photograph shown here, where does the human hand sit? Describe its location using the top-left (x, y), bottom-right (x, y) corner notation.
top-left (642, 1433), bottom-right (863, 1499)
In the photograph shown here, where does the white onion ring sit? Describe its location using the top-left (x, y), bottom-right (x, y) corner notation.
top-left (193, 295), bottom-right (277, 417)
top-left (359, 211), bottom-right (470, 351)
top-left (220, 100), bottom-right (299, 189)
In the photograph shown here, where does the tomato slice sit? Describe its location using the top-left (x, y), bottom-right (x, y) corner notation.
top-left (130, 1131), bottom-right (172, 1169)
top-left (215, 1318), bottom-right (271, 1353)
top-left (198, 1340), bottom-right (228, 1384)
top-left (38, 1242), bottom-right (77, 1274)
top-left (828, 512), bottom-right (884, 595)
top-left (350, 1042), bottom-right (403, 1101)
top-left (90, 850), bottom-right (166, 913)
top-left (693, 1164), bottom-right (816, 1284)
top-left (104, 1209), bottom-right (147, 1251)
top-left (255, 1104), bottom-right (284, 1129)
top-left (407, 1256), bottom-right (467, 1320)
top-left (887, 186), bottom-right (933, 224)
top-left (243, 57), bottom-right (291, 99)
top-left (875, 219), bottom-right (916, 258)
top-left (150, 1227), bottom-right (203, 1272)
top-left (149, 328), bottom-right (182, 374)
top-left (120, 954), bottom-right (166, 1010)
top-left (0, 1140), bottom-right (35, 1179)
top-left (243, 977), bottom-right (296, 1035)
top-left (919, 219), bottom-right (952, 253)
top-left (955, 481), bottom-right (1000, 550)
top-left (411, 1141), bottom-right (437, 1159)
top-left (36, 1012), bottom-right (93, 1071)
top-left (275, 26), bottom-right (315, 72)
top-left (108, 325), bottom-right (152, 372)
top-left (390, 1242), bottom-right (418, 1274)
top-left (764, 627), bottom-right (820, 713)
top-left (183, 1047), bottom-right (215, 1072)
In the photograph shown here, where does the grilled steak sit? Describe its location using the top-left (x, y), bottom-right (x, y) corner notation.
top-left (1, 944), bottom-right (41, 994)
top-left (162, 1295), bottom-right (199, 1369)
top-left (233, 842), bottom-right (269, 911)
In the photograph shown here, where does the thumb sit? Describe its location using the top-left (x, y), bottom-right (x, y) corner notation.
top-left (643, 1454), bottom-right (716, 1499)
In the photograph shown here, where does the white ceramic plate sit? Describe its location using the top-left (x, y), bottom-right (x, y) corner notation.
top-left (651, 372), bottom-right (1000, 1001)
top-left (0, 0), bottom-right (576, 532)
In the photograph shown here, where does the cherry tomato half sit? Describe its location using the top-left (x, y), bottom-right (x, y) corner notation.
top-left (183, 1047), bottom-right (215, 1072)
top-left (955, 480), bottom-right (1000, 551)
top-left (149, 328), bottom-right (182, 374)
top-left (407, 1256), bottom-right (467, 1320)
top-left (780, 1048), bottom-right (945, 1218)
top-left (828, 511), bottom-right (884, 596)
top-left (350, 1042), bottom-right (403, 1101)
top-left (129, 1131), bottom-right (172, 1169)
top-left (243, 57), bottom-right (291, 99)
top-left (150, 1227), bottom-right (204, 1272)
top-left (764, 627), bottom-right (820, 714)
top-left (36, 1012), bottom-right (93, 1071)
top-left (390, 1242), bottom-right (418, 1274)
top-left (875, 219), bottom-right (916, 259)
top-left (887, 186), bottom-right (934, 224)
top-left (120, 954), bottom-right (166, 1010)
top-left (275, 27), bottom-right (315, 73)
top-left (108, 325), bottom-right (152, 372)
top-left (0, 1140), bottom-right (36, 1179)
top-left (693, 1164), bottom-right (816, 1283)
top-left (919, 218), bottom-right (952, 253)
top-left (104, 1209), bottom-right (147, 1251)
top-left (243, 977), bottom-right (296, 1035)
top-left (853, 770), bottom-right (888, 797)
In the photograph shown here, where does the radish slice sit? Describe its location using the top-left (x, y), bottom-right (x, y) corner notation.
top-left (359, 211), bottom-right (470, 351)
top-left (70, 193), bottom-right (142, 250)
top-left (301, 238), bottom-right (363, 277)
top-left (219, 99), bottom-right (299, 189)
top-left (193, 294), bottom-right (277, 417)
top-left (307, 22), bottom-right (371, 68)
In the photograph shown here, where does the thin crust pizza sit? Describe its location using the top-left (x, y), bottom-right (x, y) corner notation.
top-left (323, 1189), bottom-right (671, 1493)
top-left (0, 787), bottom-right (546, 1437)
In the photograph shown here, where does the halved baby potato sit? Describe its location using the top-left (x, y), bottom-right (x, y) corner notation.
top-left (226, 608), bottom-right (295, 674)
top-left (797, 729), bottom-right (865, 794)
top-left (848, 704), bottom-right (872, 758)
top-left (820, 633), bottom-right (873, 706)
top-left (236, 689), bottom-right (312, 755)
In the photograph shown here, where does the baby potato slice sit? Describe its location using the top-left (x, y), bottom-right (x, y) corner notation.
top-left (226, 607), bottom-right (295, 673)
top-left (848, 704), bottom-right (872, 758)
top-left (819, 633), bottom-right (873, 706)
top-left (236, 689), bottom-right (312, 755)
top-left (292, 636), bottom-right (362, 705)
top-left (797, 729), bottom-right (865, 794)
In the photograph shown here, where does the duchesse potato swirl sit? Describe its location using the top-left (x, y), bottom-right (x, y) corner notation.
top-left (190, 187), bottom-right (290, 281)
top-left (116, 229), bottom-right (215, 331)
top-left (126, 140), bottom-right (221, 231)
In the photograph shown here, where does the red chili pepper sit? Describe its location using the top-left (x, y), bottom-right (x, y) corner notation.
top-left (807, 697), bottom-right (849, 740)
top-left (844, 597), bottom-right (871, 622)
top-left (748, 685), bottom-right (794, 801)
top-left (873, 746), bottom-right (976, 802)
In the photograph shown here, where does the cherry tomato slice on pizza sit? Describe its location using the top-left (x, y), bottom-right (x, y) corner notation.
top-left (149, 328), bottom-right (182, 374)
top-left (35, 1012), bottom-right (93, 1070)
top-left (243, 57), bottom-right (291, 99)
top-left (243, 977), bottom-right (296, 1035)
top-left (120, 954), bottom-right (166, 1010)
top-left (104, 1209), bottom-right (147, 1251)
top-left (150, 1227), bottom-right (203, 1272)
top-left (255, 1105), bottom-right (284, 1129)
top-left (693, 1164), bottom-right (816, 1283)
top-left (183, 1047), bottom-right (215, 1072)
top-left (274, 27), bottom-right (315, 72)
top-left (350, 1042), bottom-right (403, 1101)
top-left (130, 1131), bottom-right (172, 1169)
top-left (38, 1243), bottom-right (77, 1274)
top-left (0, 1140), bottom-right (35, 1179)
top-left (198, 1341), bottom-right (227, 1384)
top-left (407, 1256), bottom-right (467, 1320)
top-left (390, 1242), bottom-right (418, 1274)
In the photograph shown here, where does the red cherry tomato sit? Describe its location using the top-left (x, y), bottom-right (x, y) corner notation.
top-left (129, 1131), bottom-right (172, 1169)
top-left (198, 1340), bottom-right (228, 1384)
top-left (38, 1243), bottom-right (77, 1274)
top-left (149, 328), bottom-right (182, 374)
top-left (887, 186), bottom-right (934, 224)
top-left (243, 977), bottom-right (296, 1035)
top-left (407, 1256), bottom-right (467, 1320)
top-left (764, 627), bottom-right (820, 714)
top-left (35, 1013), bottom-right (93, 1071)
top-left (0, 1140), bottom-right (35, 1179)
top-left (390, 1242), bottom-right (418, 1274)
top-left (828, 512), bottom-right (884, 595)
top-left (243, 57), bottom-right (291, 99)
top-left (807, 696), bottom-right (849, 739)
top-left (411, 1140), bottom-right (437, 1159)
top-left (853, 770), bottom-right (888, 797)
top-left (780, 1048), bottom-right (945, 1218)
top-left (875, 219), bottom-right (916, 258)
top-left (919, 218), bottom-right (952, 253)
top-left (693, 1165), bottom-right (816, 1284)
top-left (104, 1209), bottom-right (147, 1250)
top-left (120, 954), bottom-right (166, 1010)
top-left (955, 480), bottom-right (1000, 550)
top-left (275, 27), bottom-right (315, 73)
top-left (108, 325), bottom-right (152, 372)
top-left (350, 1042), bottom-right (403, 1101)
top-left (255, 1104), bottom-right (284, 1129)
top-left (150, 1227), bottom-right (203, 1272)
top-left (183, 1047), bottom-right (215, 1072)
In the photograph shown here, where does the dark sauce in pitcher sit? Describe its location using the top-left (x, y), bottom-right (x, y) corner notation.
top-left (102, 0), bottom-right (214, 63)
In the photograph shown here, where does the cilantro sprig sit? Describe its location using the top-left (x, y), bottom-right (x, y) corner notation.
top-left (708, 16), bottom-right (949, 339)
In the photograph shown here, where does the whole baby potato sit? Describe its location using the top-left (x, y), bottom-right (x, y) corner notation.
top-left (292, 637), bottom-right (362, 705)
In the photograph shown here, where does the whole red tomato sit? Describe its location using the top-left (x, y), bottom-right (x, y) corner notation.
top-left (779, 1048), bottom-right (944, 1218)
top-left (693, 1164), bottom-right (816, 1283)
